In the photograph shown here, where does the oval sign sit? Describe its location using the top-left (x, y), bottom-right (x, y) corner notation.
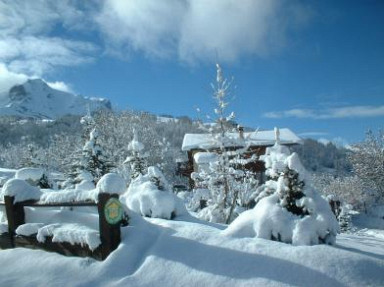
top-left (104, 198), bottom-right (123, 225)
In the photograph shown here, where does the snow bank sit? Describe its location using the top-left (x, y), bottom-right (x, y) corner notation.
top-left (36, 223), bottom-right (101, 251)
top-left (225, 192), bottom-right (338, 245)
top-left (1, 214), bottom-right (383, 287)
top-left (123, 167), bottom-right (186, 219)
top-left (39, 189), bottom-right (99, 204)
top-left (96, 173), bottom-right (126, 195)
top-left (0, 168), bottom-right (16, 186)
top-left (16, 223), bottom-right (44, 236)
top-left (39, 174), bottom-right (126, 204)
top-left (225, 142), bottom-right (339, 245)
top-left (75, 180), bottom-right (95, 191)
top-left (186, 188), bottom-right (211, 212)
top-left (15, 167), bottom-right (44, 182)
top-left (74, 170), bottom-right (95, 191)
top-left (1, 178), bottom-right (41, 203)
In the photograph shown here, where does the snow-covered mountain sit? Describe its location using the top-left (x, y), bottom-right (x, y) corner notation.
top-left (0, 79), bottom-right (111, 119)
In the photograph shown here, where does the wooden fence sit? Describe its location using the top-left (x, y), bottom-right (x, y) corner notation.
top-left (0, 193), bottom-right (124, 260)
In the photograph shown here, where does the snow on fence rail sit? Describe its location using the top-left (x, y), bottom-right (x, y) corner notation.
top-left (0, 193), bottom-right (124, 260)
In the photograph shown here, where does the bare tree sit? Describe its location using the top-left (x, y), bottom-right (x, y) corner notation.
top-left (349, 129), bottom-right (384, 205)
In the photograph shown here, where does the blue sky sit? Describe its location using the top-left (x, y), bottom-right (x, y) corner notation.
top-left (0, 0), bottom-right (383, 145)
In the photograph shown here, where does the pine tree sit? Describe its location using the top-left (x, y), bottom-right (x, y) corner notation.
top-left (254, 128), bottom-right (309, 218)
top-left (148, 166), bottom-right (169, 191)
top-left (279, 167), bottom-right (308, 216)
top-left (124, 129), bottom-right (147, 180)
top-left (82, 127), bottom-right (112, 183)
top-left (80, 105), bottom-right (95, 141)
top-left (21, 144), bottom-right (40, 168)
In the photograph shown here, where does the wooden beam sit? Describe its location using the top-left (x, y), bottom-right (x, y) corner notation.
top-left (97, 193), bottom-right (121, 260)
top-left (14, 235), bottom-right (103, 261)
top-left (4, 196), bottom-right (26, 247)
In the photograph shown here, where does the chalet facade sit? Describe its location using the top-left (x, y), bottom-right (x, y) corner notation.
top-left (178, 128), bottom-right (302, 188)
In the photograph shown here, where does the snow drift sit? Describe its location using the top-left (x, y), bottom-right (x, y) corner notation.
top-left (225, 142), bottom-right (339, 245)
top-left (123, 166), bottom-right (186, 219)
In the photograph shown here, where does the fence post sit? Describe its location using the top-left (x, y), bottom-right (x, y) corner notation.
top-left (4, 196), bottom-right (25, 247)
top-left (97, 193), bottom-right (122, 260)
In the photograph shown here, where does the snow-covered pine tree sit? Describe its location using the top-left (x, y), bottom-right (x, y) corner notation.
top-left (80, 105), bottom-right (95, 141)
top-left (62, 113), bottom-right (96, 188)
top-left (124, 129), bottom-right (148, 180)
top-left (148, 166), bottom-right (170, 191)
top-left (21, 143), bottom-right (40, 168)
top-left (279, 166), bottom-right (308, 216)
top-left (226, 130), bottom-right (339, 245)
top-left (82, 127), bottom-right (112, 183)
top-left (254, 128), bottom-right (308, 217)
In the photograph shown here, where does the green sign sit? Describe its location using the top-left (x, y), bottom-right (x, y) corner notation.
top-left (104, 198), bottom-right (123, 225)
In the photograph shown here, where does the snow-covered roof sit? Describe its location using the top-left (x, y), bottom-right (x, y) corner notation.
top-left (182, 128), bottom-right (302, 151)
top-left (193, 152), bottom-right (218, 164)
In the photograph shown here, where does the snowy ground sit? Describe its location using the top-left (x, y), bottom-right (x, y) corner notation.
top-left (0, 212), bottom-right (383, 287)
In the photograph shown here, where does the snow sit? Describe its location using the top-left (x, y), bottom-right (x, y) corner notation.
top-left (0, 78), bottom-right (111, 119)
top-left (39, 189), bottom-right (99, 204)
top-left (229, 142), bottom-right (339, 245)
top-left (185, 188), bottom-right (211, 212)
top-left (182, 128), bottom-right (302, 151)
top-left (16, 223), bottom-right (44, 236)
top-left (123, 167), bottom-right (186, 219)
top-left (96, 173), bottom-right (126, 195)
top-left (15, 167), bottom-right (44, 182)
top-left (1, 178), bottom-right (41, 203)
top-left (157, 116), bottom-right (179, 123)
top-left (74, 170), bottom-right (95, 190)
top-left (36, 223), bottom-right (101, 251)
top-left (128, 129), bottom-right (144, 152)
top-left (0, 213), bottom-right (383, 286)
top-left (39, 174), bottom-right (125, 204)
top-left (0, 168), bottom-right (16, 186)
top-left (193, 152), bottom-right (218, 164)
top-left (75, 180), bottom-right (95, 191)
top-left (12, 198), bottom-right (101, 250)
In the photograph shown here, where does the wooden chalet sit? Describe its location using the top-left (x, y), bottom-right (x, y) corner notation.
top-left (177, 127), bottom-right (302, 188)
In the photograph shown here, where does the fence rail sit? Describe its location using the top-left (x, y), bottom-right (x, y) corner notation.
top-left (0, 193), bottom-right (124, 260)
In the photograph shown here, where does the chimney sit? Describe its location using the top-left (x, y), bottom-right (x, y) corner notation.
top-left (274, 127), bottom-right (280, 144)
top-left (238, 125), bottom-right (244, 140)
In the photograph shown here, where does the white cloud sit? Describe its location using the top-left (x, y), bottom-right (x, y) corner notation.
top-left (96, 0), bottom-right (186, 59)
top-left (0, 64), bottom-right (73, 100)
top-left (0, 0), bottom-right (312, 96)
top-left (97, 0), bottom-right (310, 63)
top-left (0, 0), bottom-right (98, 36)
top-left (264, 105), bottom-right (384, 119)
top-left (0, 63), bottom-right (28, 95)
top-left (1, 0), bottom-right (311, 70)
top-left (0, 36), bottom-right (97, 75)
top-left (46, 81), bottom-right (73, 93)
top-left (0, 0), bottom-right (98, 77)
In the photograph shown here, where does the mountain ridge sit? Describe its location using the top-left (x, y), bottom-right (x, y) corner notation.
top-left (0, 79), bottom-right (111, 119)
